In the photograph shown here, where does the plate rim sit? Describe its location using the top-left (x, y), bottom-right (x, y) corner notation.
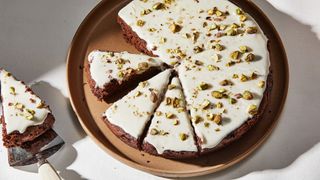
top-left (66, 0), bottom-right (289, 177)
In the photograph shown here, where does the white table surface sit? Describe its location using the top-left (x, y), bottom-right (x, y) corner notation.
top-left (1, 0), bottom-right (320, 179)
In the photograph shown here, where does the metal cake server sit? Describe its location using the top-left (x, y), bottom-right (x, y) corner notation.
top-left (8, 129), bottom-right (64, 180)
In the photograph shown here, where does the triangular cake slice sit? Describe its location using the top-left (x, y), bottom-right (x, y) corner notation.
top-left (0, 69), bottom-right (54, 147)
top-left (143, 77), bottom-right (198, 158)
top-left (86, 50), bottom-right (165, 102)
top-left (104, 69), bottom-right (172, 149)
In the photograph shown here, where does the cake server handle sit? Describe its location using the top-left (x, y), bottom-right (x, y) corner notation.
top-left (37, 158), bottom-right (61, 180)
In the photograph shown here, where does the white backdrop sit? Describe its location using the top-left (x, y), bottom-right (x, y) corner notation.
top-left (1, 0), bottom-right (320, 179)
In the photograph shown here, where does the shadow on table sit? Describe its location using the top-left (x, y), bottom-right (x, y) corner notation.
top-left (14, 81), bottom-right (87, 179)
top-left (185, 0), bottom-right (320, 179)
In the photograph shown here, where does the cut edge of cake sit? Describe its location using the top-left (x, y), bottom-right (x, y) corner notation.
top-left (0, 69), bottom-right (55, 148)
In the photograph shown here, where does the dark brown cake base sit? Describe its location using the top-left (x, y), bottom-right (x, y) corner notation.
top-left (103, 116), bottom-right (141, 149)
top-left (117, 17), bottom-right (156, 57)
top-left (1, 113), bottom-right (55, 148)
top-left (85, 62), bottom-right (163, 103)
top-left (142, 141), bottom-right (199, 159)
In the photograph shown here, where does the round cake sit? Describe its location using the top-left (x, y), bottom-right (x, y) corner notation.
top-left (86, 0), bottom-right (271, 158)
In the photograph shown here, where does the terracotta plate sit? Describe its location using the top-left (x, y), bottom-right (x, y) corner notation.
top-left (67, 0), bottom-right (289, 177)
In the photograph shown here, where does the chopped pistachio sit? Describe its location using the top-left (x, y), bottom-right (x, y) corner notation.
top-left (25, 115), bottom-right (34, 120)
top-left (211, 91), bottom-right (223, 99)
top-left (136, 20), bottom-right (145, 27)
top-left (173, 97), bottom-right (180, 108)
top-left (243, 90), bottom-right (254, 100)
top-left (173, 119), bottom-right (179, 126)
top-left (164, 0), bottom-right (174, 4)
top-left (193, 115), bottom-right (203, 124)
top-left (213, 114), bottom-right (222, 124)
top-left (232, 74), bottom-right (239, 79)
top-left (160, 37), bottom-right (167, 44)
top-left (135, 91), bottom-right (142, 97)
top-left (118, 71), bottom-right (124, 78)
top-left (140, 9), bottom-right (152, 15)
top-left (207, 9), bottom-right (214, 15)
top-left (204, 122), bottom-right (210, 128)
top-left (169, 23), bottom-right (182, 33)
top-left (239, 15), bottom-right (247, 22)
top-left (179, 133), bottom-right (188, 141)
top-left (9, 86), bottom-right (16, 95)
top-left (236, 8), bottom-right (243, 15)
top-left (230, 51), bottom-right (241, 59)
top-left (26, 109), bottom-right (35, 115)
top-left (209, 23), bottom-right (217, 30)
top-left (219, 79), bottom-right (232, 86)
top-left (213, 44), bottom-right (224, 51)
top-left (14, 103), bottom-right (24, 110)
top-left (177, 107), bottom-right (185, 113)
top-left (239, 46), bottom-right (249, 53)
top-left (206, 113), bottom-right (215, 121)
top-left (36, 102), bottom-right (46, 109)
top-left (215, 128), bottom-right (221, 132)
top-left (198, 82), bottom-right (210, 90)
top-left (218, 88), bottom-right (227, 93)
top-left (245, 53), bottom-right (255, 62)
top-left (195, 60), bottom-right (203, 66)
top-left (215, 10), bottom-right (223, 17)
top-left (227, 28), bottom-right (237, 36)
top-left (226, 61), bottom-right (235, 67)
top-left (250, 72), bottom-right (258, 80)
top-left (207, 65), bottom-right (220, 71)
top-left (247, 26), bottom-right (258, 34)
top-left (155, 111), bottom-right (162, 116)
top-left (201, 99), bottom-right (211, 109)
top-left (193, 46), bottom-right (204, 53)
top-left (229, 98), bottom-right (237, 104)
top-left (216, 102), bottom-right (223, 108)
top-left (248, 105), bottom-right (258, 115)
top-left (165, 112), bottom-right (174, 119)
top-left (148, 28), bottom-right (156, 32)
top-left (152, 2), bottom-right (165, 10)
top-left (258, 81), bottom-right (265, 88)
top-left (150, 128), bottom-right (159, 135)
top-left (240, 74), bottom-right (248, 82)
top-left (160, 130), bottom-right (169, 136)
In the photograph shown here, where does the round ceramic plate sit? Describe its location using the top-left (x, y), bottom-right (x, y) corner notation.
top-left (67, 0), bottom-right (288, 178)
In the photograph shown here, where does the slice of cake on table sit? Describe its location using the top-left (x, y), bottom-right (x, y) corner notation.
top-left (178, 48), bottom-right (270, 154)
top-left (143, 77), bottom-right (198, 158)
top-left (118, 0), bottom-right (267, 66)
top-left (104, 69), bottom-right (172, 149)
top-left (0, 69), bottom-right (55, 147)
top-left (86, 50), bottom-right (166, 101)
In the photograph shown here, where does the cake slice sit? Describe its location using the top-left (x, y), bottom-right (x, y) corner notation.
top-left (0, 69), bottom-right (55, 147)
top-left (178, 49), bottom-right (270, 153)
top-left (86, 50), bottom-right (165, 101)
top-left (143, 77), bottom-right (198, 158)
top-left (104, 69), bottom-right (172, 149)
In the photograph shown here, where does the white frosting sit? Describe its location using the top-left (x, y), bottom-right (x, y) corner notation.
top-left (0, 70), bottom-right (50, 134)
top-left (88, 50), bottom-right (164, 88)
top-left (144, 77), bottom-right (197, 154)
top-left (119, 0), bottom-right (268, 66)
top-left (105, 69), bottom-right (172, 139)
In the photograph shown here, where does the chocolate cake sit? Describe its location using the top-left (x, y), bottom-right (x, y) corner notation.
top-left (86, 0), bottom-right (272, 158)
top-left (0, 69), bottom-right (55, 147)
